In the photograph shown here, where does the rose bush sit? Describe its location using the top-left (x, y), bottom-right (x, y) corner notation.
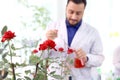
top-left (0, 26), bottom-right (85, 80)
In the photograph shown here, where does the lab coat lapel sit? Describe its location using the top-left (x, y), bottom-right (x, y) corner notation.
top-left (70, 22), bottom-right (86, 49)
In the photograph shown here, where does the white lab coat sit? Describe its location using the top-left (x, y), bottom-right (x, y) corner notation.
top-left (45, 19), bottom-right (104, 80)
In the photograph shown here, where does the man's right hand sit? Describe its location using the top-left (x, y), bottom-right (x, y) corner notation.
top-left (46, 29), bottom-right (58, 40)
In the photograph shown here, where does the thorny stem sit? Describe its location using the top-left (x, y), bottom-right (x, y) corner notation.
top-left (43, 49), bottom-right (50, 80)
top-left (34, 50), bottom-right (49, 80)
top-left (44, 59), bottom-right (48, 80)
top-left (8, 41), bottom-right (12, 63)
top-left (34, 50), bottom-right (44, 79)
top-left (33, 61), bottom-right (48, 80)
top-left (8, 41), bottom-right (16, 80)
top-left (34, 62), bottom-right (39, 78)
top-left (11, 63), bottom-right (16, 80)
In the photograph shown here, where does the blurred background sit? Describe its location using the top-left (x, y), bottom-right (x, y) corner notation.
top-left (0, 0), bottom-right (120, 79)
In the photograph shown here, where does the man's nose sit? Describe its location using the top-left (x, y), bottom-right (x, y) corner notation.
top-left (71, 13), bottom-right (77, 20)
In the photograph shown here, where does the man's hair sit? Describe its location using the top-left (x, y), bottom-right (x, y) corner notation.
top-left (67, 0), bottom-right (87, 7)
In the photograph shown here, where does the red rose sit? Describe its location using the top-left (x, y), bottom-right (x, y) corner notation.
top-left (58, 47), bottom-right (64, 52)
top-left (39, 39), bottom-right (56, 51)
top-left (74, 58), bottom-right (85, 68)
top-left (1, 30), bottom-right (16, 42)
top-left (67, 48), bottom-right (74, 54)
top-left (43, 39), bottom-right (56, 49)
top-left (32, 49), bottom-right (38, 54)
top-left (39, 43), bottom-right (47, 50)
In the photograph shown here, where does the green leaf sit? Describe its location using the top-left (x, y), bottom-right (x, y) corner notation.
top-left (52, 74), bottom-right (63, 79)
top-left (21, 63), bottom-right (27, 67)
top-left (2, 52), bottom-right (8, 58)
top-left (49, 71), bottom-right (56, 75)
top-left (33, 71), bottom-right (45, 80)
top-left (1, 25), bottom-right (7, 35)
top-left (25, 70), bottom-right (31, 75)
top-left (24, 76), bottom-right (32, 80)
top-left (0, 49), bottom-right (4, 54)
top-left (15, 62), bottom-right (27, 67)
top-left (15, 73), bottom-right (21, 77)
top-left (29, 55), bottom-right (40, 65)
top-left (11, 53), bottom-right (16, 56)
top-left (0, 43), bottom-right (9, 55)
top-left (17, 78), bottom-right (24, 80)
top-left (0, 61), bottom-right (4, 68)
top-left (70, 59), bottom-right (74, 64)
top-left (4, 42), bottom-right (9, 49)
top-left (2, 58), bottom-right (8, 63)
top-left (11, 44), bottom-right (16, 50)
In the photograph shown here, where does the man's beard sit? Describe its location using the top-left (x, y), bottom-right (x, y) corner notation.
top-left (68, 19), bottom-right (78, 26)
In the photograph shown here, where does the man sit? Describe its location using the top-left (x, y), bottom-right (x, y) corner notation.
top-left (45, 0), bottom-right (104, 80)
top-left (113, 46), bottom-right (120, 79)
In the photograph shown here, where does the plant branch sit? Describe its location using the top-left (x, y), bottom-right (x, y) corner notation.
top-left (8, 41), bottom-right (12, 63)
top-left (34, 62), bottom-right (39, 78)
top-left (11, 63), bottom-right (16, 80)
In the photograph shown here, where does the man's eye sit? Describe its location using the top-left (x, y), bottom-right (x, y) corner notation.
top-left (76, 12), bottom-right (82, 15)
top-left (69, 11), bottom-right (74, 14)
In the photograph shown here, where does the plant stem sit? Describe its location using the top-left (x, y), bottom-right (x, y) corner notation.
top-left (34, 62), bottom-right (39, 78)
top-left (11, 63), bottom-right (16, 80)
top-left (8, 41), bottom-right (12, 63)
top-left (44, 49), bottom-right (50, 80)
top-left (44, 59), bottom-right (48, 80)
top-left (8, 41), bottom-right (16, 80)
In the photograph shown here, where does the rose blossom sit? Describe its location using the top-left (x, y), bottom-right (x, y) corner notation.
top-left (1, 30), bottom-right (16, 42)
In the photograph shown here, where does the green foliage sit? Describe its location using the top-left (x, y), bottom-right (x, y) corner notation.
top-left (52, 74), bottom-right (63, 79)
top-left (24, 76), bottom-right (31, 80)
top-left (29, 55), bottom-right (40, 65)
top-left (25, 70), bottom-right (31, 75)
top-left (0, 49), bottom-right (4, 54)
top-left (18, 0), bottom-right (51, 30)
top-left (0, 26), bottom-right (31, 79)
top-left (117, 78), bottom-right (120, 80)
top-left (33, 71), bottom-right (45, 80)
top-left (0, 24), bottom-right (65, 80)
top-left (0, 26), bottom-right (9, 70)
top-left (1, 25), bottom-right (7, 35)
top-left (32, 6), bottom-right (51, 30)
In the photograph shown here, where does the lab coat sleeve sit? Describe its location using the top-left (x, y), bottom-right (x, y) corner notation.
top-left (85, 31), bottom-right (104, 67)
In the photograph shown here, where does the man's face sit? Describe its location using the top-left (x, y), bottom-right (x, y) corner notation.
top-left (66, 1), bottom-right (85, 26)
